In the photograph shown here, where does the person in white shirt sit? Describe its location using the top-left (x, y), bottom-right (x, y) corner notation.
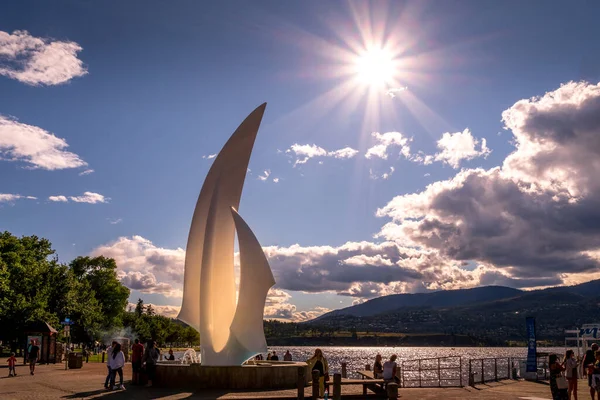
top-left (104, 342), bottom-right (116, 389)
top-left (108, 342), bottom-right (126, 390)
top-left (564, 349), bottom-right (579, 400)
top-left (383, 354), bottom-right (399, 383)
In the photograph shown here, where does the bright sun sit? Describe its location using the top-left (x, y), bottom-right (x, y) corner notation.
top-left (355, 47), bottom-right (395, 87)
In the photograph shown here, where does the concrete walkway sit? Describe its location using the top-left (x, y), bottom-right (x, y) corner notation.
top-left (0, 362), bottom-right (562, 399)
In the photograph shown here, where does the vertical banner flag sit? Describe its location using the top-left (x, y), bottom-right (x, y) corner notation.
top-left (526, 317), bottom-right (537, 373)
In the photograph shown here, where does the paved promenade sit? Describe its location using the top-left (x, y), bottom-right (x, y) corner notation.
top-left (0, 361), bottom-right (562, 399)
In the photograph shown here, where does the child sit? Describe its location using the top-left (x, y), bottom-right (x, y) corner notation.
top-left (7, 352), bottom-right (17, 377)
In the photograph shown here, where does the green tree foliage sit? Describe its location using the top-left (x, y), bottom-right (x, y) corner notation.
top-left (69, 256), bottom-right (130, 328)
top-left (0, 232), bottom-right (129, 345)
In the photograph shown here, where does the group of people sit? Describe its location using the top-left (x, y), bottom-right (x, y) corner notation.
top-left (373, 354), bottom-right (400, 382)
top-left (549, 343), bottom-right (600, 400)
top-left (255, 350), bottom-right (293, 361)
top-left (104, 338), bottom-right (161, 391)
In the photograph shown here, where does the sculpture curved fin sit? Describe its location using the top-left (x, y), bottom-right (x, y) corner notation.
top-left (177, 103), bottom-right (266, 336)
top-left (227, 207), bottom-right (275, 363)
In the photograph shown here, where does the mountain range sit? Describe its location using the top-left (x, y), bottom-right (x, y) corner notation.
top-left (307, 280), bottom-right (600, 344)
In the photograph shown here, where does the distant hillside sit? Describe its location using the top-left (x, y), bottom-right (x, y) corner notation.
top-left (314, 285), bottom-right (523, 320)
top-left (306, 279), bottom-right (600, 344)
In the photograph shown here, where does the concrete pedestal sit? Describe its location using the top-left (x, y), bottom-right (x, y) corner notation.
top-left (155, 361), bottom-right (310, 389)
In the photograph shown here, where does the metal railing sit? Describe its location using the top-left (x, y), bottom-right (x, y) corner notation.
top-left (468, 358), bottom-right (512, 384)
top-left (401, 356), bottom-right (463, 388)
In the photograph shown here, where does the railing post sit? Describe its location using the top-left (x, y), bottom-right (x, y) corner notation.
top-left (396, 364), bottom-right (402, 388)
top-left (312, 370), bottom-right (320, 400)
top-left (494, 358), bottom-right (498, 381)
top-left (507, 358), bottom-right (510, 380)
top-left (101, 351), bottom-right (105, 363)
top-left (460, 357), bottom-right (463, 387)
top-left (401, 362), bottom-right (405, 388)
top-left (418, 359), bottom-right (422, 387)
top-left (333, 373), bottom-right (342, 400)
top-left (481, 359), bottom-right (484, 384)
top-left (438, 357), bottom-right (441, 387)
top-left (468, 360), bottom-right (474, 387)
top-left (341, 362), bottom-right (347, 379)
top-left (297, 367), bottom-right (305, 400)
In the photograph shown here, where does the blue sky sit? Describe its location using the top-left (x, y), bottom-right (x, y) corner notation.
top-left (2, 0), bottom-right (600, 320)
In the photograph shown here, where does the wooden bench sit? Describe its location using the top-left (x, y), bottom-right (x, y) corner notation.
top-left (310, 371), bottom-right (398, 400)
top-left (356, 370), bottom-right (387, 395)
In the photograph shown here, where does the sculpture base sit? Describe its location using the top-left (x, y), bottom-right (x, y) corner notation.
top-left (155, 361), bottom-right (310, 389)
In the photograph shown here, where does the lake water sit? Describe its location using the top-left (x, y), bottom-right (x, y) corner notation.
top-left (172, 346), bottom-right (565, 382)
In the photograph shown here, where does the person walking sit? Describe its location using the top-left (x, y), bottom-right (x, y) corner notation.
top-left (7, 352), bottom-right (17, 377)
top-left (108, 342), bottom-right (126, 390)
top-left (307, 349), bottom-right (329, 397)
top-left (28, 339), bottom-right (39, 375)
top-left (142, 340), bottom-right (160, 387)
top-left (131, 339), bottom-right (144, 385)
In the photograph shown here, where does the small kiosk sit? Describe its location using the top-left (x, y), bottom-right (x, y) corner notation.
top-left (24, 321), bottom-right (58, 364)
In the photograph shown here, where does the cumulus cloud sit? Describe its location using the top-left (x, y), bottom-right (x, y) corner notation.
top-left (365, 132), bottom-right (411, 160)
top-left (48, 195), bottom-right (68, 202)
top-left (0, 30), bottom-right (87, 86)
top-left (263, 288), bottom-right (331, 321)
top-left (118, 271), bottom-right (181, 297)
top-left (273, 178), bottom-right (280, 183)
top-left (69, 192), bottom-right (108, 204)
top-left (377, 81), bottom-right (600, 284)
top-left (0, 116), bottom-right (87, 170)
top-left (0, 193), bottom-right (36, 203)
top-left (433, 129), bottom-right (491, 168)
top-left (286, 143), bottom-right (359, 166)
top-left (91, 236), bottom-right (186, 287)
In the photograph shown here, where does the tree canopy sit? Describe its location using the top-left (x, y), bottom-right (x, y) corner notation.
top-left (0, 231), bottom-right (199, 349)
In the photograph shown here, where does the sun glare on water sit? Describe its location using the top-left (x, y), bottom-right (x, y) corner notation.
top-left (355, 47), bottom-right (396, 88)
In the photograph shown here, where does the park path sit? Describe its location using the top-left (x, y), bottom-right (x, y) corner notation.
top-left (0, 362), bottom-right (558, 399)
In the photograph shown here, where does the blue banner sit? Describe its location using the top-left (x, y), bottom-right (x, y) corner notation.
top-left (526, 317), bottom-right (537, 373)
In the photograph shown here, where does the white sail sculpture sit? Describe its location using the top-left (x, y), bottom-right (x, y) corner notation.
top-left (177, 103), bottom-right (275, 366)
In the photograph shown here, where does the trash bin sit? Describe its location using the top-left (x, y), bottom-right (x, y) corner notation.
top-left (68, 353), bottom-right (83, 369)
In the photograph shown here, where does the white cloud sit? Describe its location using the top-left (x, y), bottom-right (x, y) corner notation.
top-left (369, 166), bottom-right (395, 180)
top-left (118, 270), bottom-right (181, 298)
top-left (78, 169), bottom-right (94, 176)
top-left (433, 129), bottom-right (491, 168)
top-left (202, 154), bottom-right (217, 160)
top-left (48, 195), bottom-right (68, 202)
top-left (108, 218), bottom-right (123, 225)
top-left (286, 143), bottom-right (359, 166)
top-left (0, 30), bottom-right (87, 86)
top-left (386, 87), bottom-right (408, 98)
top-left (376, 81), bottom-right (600, 285)
top-left (69, 191), bottom-right (108, 204)
top-left (273, 178), bottom-right (280, 183)
top-left (329, 147), bottom-right (359, 159)
top-left (0, 116), bottom-right (87, 170)
top-left (365, 132), bottom-right (411, 160)
top-left (258, 170), bottom-right (271, 181)
top-left (0, 193), bottom-right (36, 203)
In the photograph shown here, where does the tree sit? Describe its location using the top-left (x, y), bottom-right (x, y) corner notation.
top-left (135, 298), bottom-right (145, 317)
top-left (69, 256), bottom-right (130, 329)
top-left (146, 304), bottom-right (155, 316)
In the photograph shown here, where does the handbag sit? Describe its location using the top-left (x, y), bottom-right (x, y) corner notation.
top-left (556, 373), bottom-right (568, 390)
